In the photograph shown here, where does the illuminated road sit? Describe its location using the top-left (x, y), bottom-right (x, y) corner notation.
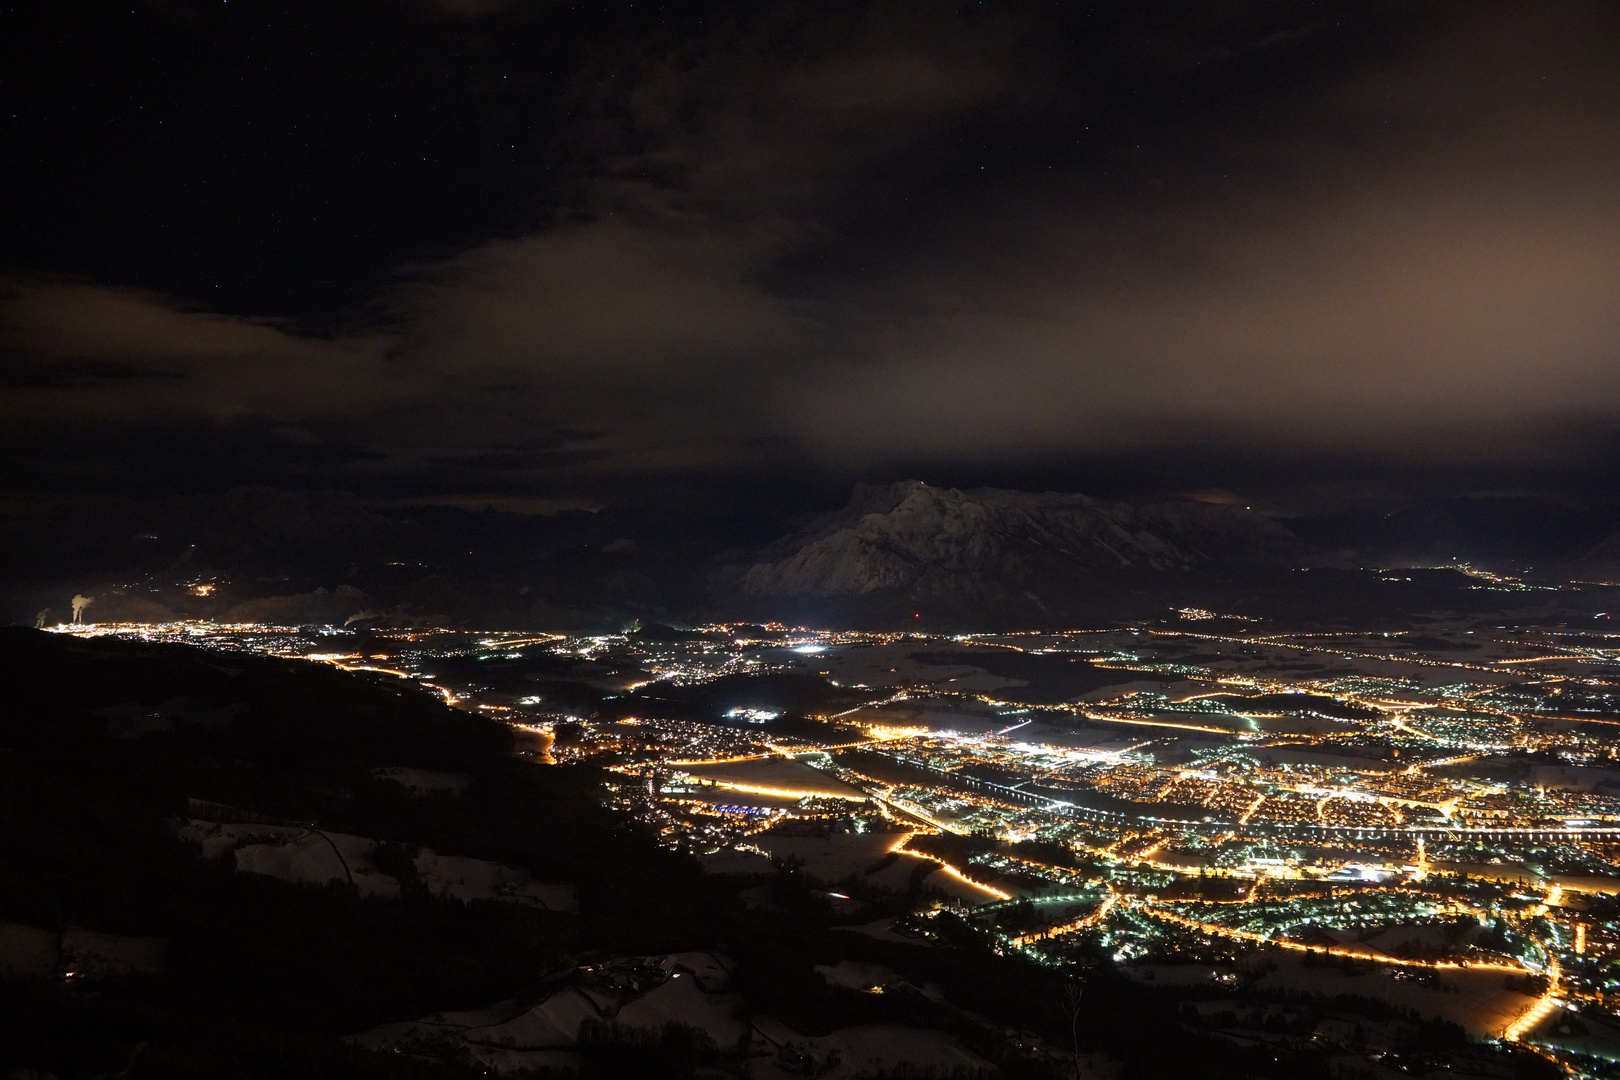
top-left (1502, 958), bottom-right (1562, 1042)
top-left (1122, 898), bottom-right (1531, 977)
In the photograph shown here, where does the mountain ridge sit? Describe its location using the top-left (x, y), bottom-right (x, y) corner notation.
top-left (10, 481), bottom-right (1620, 630)
top-left (738, 480), bottom-right (1304, 624)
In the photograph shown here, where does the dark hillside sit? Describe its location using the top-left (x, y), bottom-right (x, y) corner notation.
top-left (0, 628), bottom-right (723, 1077)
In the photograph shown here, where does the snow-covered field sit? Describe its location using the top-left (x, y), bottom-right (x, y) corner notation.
top-left (750, 1018), bottom-right (994, 1080)
top-left (176, 819), bottom-right (400, 897)
top-left (173, 818), bottom-right (576, 909)
top-left (741, 831), bottom-right (1004, 903)
top-left (352, 950), bottom-right (996, 1078)
top-left (1248, 953), bottom-right (1534, 1037)
top-left (370, 766), bottom-right (471, 794)
top-left (351, 951), bottom-right (741, 1072)
top-left (413, 851), bottom-right (577, 911)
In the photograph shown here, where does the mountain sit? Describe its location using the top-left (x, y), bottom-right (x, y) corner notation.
top-left (1579, 531), bottom-right (1620, 582)
top-left (0, 487), bottom-right (752, 630)
top-left (1289, 494), bottom-right (1620, 568)
top-left (738, 481), bottom-right (1305, 625)
top-left (10, 481), bottom-right (1612, 632)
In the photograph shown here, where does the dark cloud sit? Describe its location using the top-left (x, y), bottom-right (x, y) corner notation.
top-left (427, 0), bottom-right (519, 19)
top-left (0, 281), bottom-right (397, 425)
top-left (3, 1), bottom-right (1619, 507)
top-left (780, 2), bottom-right (1620, 462)
top-left (400, 227), bottom-right (807, 373)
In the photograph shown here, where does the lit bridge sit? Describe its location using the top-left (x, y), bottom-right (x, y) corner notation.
top-left (971, 892), bottom-right (1100, 914)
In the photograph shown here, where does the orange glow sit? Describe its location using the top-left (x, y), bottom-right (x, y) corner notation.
top-left (699, 780), bottom-right (868, 802)
top-left (1137, 902), bottom-right (1529, 976)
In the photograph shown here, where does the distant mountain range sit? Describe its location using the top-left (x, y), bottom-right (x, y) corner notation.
top-left (6, 481), bottom-right (1620, 629)
top-left (738, 481), bottom-right (1304, 625)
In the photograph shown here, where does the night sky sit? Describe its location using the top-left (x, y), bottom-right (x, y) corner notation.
top-left (5, 1), bottom-right (1620, 516)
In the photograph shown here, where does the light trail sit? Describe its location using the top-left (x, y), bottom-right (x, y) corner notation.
top-left (898, 848), bottom-right (1013, 901)
top-left (1502, 958), bottom-right (1562, 1042)
top-left (827, 691), bottom-right (912, 719)
top-left (683, 780), bottom-right (869, 802)
top-left (1012, 892), bottom-right (1115, 945)
top-left (1132, 900), bottom-right (1530, 976)
top-left (874, 824), bottom-right (1015, 901)
top-left (1073, 710), bottom-right (1236, 736)
top-left (328, 662), bottom-right (411, 678)
top-left (877, 791), bottom-right (969, 834)
top-left (485, 634), bottom-right (566, 648)
top-left (663, 753), bottom-right (773, 767)
top-left (422, 683), bottom-right (457, 704)
top-left (1237, 793), bottom-right (1266, 826)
